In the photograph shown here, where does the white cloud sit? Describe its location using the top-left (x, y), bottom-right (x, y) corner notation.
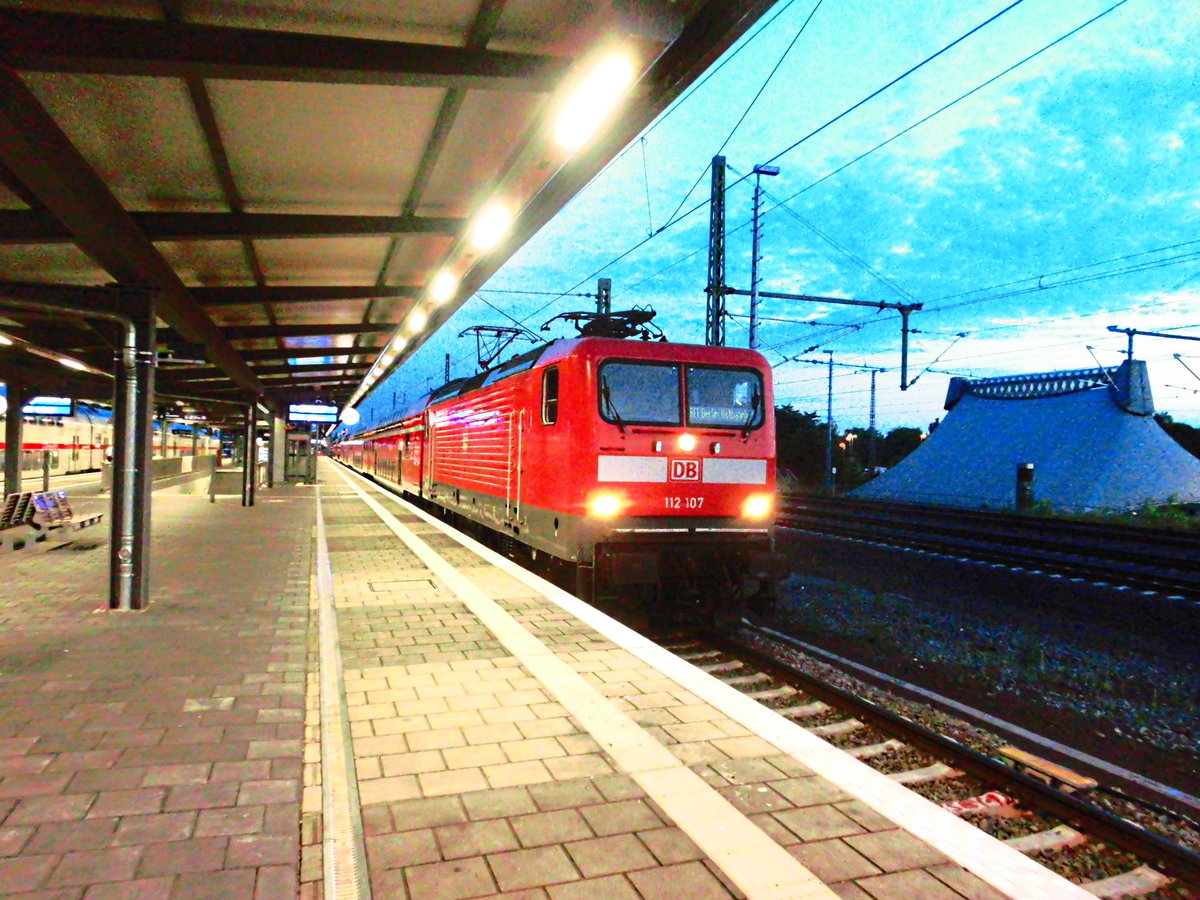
top-left (912, 168), bottom-right (941, 189)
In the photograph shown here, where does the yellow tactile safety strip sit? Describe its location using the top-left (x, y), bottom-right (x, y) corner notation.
top-left (335, 464), bottom-right (1098, 900)
top-left (333, 466), bottom-right (838, 900)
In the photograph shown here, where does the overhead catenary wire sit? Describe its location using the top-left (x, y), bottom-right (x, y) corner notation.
top-left (634, 0), bottom-right (1131, 311)
top-left (556, 0), bottom-right (813, 229)
top-left (597, 0), bottom-right (809, 174)
top-left (930, 238), bottom-right (1200, 306)
top-left (767, 0), bottom-right (1131, 210)
top-left (613, 0), bottom-right (1145, 349)
top-left (639, 137), bottom-right (654, 236)
top-left (379, 3), bottom-right (1200, 430)
top-left (672, 1), bottom-right (1142, 348)
top-left (753, 250), bottom-right (1200, 370)
top-left (519, 0), bottom-right (1036, 327)
top-left (904, 332), bottom-right (968, 388)
top-left (748, 178), bottom-right (917, 303)
top-left (759, 0), bottom-right (1028, 170)
top-left (660, 0), bottom-right (826, 228)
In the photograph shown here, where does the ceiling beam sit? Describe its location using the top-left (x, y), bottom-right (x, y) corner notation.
top-left (0, 321), bottom-right (105, 354)
top-left (357, 0), bottom-right (780, 398)
top-left (0, 65), bottom-right (263, 395)
top-left (0, 280), bottom-right (107, 304)
top-left (366, 0), bottom-right (507, 360)
top-left (236, 346), bottom-right (382, 362)
top-left (218, 323), bottom-right (393, 340)
top-left (0, 9), bottom-right (568, 91)
top-left (152, 0), bottom-right (294, 388)
top-left (255, 373), bottom-right (366, 384)
top-left (192, 285), bottom-right (420, 307)
top-left (0, 210), bottom-right (465, 244)
top-left (166, 360), bottom-right (373, 380)
top-left (197, 374), bottom-right (361, 394)
top-left (0, 355), bottom-right (111, 397)
top-left (0, 161), bottom-right (43, 208)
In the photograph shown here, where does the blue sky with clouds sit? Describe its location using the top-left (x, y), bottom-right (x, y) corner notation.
top-left (360, 0), bottom-right (1200, 434)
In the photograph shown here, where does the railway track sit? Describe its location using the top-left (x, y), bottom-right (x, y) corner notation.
top-left (779, 496), bottom-right (1200, 601)
top-left (652, 620), bottom-right (1200, 899)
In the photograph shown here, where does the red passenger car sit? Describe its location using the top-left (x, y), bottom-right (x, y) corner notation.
top-left (336, 333), bottom-right (778, 614)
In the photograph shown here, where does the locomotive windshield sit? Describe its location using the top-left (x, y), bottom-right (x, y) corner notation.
top-left (686, 366), bottom-right (764, 429)
top-left (598, 362), bottom-right (682, 425)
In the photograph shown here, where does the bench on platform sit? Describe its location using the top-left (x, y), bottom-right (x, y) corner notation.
top-left (1, 490), bottom-right (104, 551)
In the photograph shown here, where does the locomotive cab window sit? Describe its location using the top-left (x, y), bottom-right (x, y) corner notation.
top-left (542, 366), bottom-right (559, 425)
top-left (686, 366), bottom-right (764, 429)
top-left (598, 361), bottom-right (681, 426)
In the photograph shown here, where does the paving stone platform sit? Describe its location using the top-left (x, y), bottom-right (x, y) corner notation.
top-left (311, 463), bottom-right (1094, 900)
top-left (0, 485), bottom-right (314, 899)
top-left (0, 462), bottom-right (1096, 900)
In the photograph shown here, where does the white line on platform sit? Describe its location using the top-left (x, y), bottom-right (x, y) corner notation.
top-left (333, 464), bottom-right (839, 900)
top-left (336, 464), bottom-right (1098, 900)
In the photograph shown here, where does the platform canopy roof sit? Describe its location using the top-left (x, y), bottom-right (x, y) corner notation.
top-left (0, 0), bottom-right (773, 424)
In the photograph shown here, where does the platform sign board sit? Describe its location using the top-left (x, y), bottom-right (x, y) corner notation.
top-left (287, 403), bottom-right (338, 424)
top-left (23, 396), bottom-right (75, 416)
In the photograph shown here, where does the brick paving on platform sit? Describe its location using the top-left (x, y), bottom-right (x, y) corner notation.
top-left (0, 485), bottom-right (314, 899)
top-left (2, 463), bottom-right (1094, 900)
top-left (313, 466), bottom-right (1063, 900)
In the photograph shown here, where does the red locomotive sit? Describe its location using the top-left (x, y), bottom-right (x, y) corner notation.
top-left (335, 318), bottom-right (778, 618)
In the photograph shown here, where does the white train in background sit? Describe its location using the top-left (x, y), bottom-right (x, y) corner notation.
top-left (0, 402), bottom-right (219, 479)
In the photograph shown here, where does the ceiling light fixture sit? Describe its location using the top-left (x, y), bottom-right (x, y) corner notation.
top-left (470, 203), bottom-right (513, 252)
top-left (430, 270), bottom-right (458, 304)
top-left (406, 309), bottom-right (428, 335)
top-left (555, 53), bottom-right (635, 149)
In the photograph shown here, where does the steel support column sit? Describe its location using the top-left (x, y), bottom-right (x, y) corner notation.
top-left (242, 402), bottom-right (257, 507)
top-left (265, 411), bottom-right (275, 489)
top-left (705, 155), bottom-right (726, 347)
top-left (3, 379), bottom-right (25, 496)
top-left (108, 289), bottom-right (156, 611)
top-left (748, 164), bottom-right (779, 350)
top-left (867, 370), bottom-right (878, 473)
top-left (271, 415), bottom-right (286, 488)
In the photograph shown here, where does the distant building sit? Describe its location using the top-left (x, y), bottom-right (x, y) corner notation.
top-left (851, 361), bottom-right (1200, 512)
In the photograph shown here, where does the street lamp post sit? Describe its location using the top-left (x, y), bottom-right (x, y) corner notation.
top-left (749, 164), bottom-right (780, 350)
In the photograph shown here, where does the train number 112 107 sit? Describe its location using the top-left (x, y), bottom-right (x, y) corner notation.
top-left (665, 496), bottom-right (704, 509)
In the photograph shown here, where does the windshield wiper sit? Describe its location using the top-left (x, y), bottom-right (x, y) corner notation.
top-left (601, 381), bottom-right (626, 433)
top-left (741, 389), bottom-right (761, 436)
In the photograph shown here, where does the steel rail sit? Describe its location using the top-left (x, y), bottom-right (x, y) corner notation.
top-left (780, 496), bottom-right (1200, 599)
top-left (710, 622), bottom-right (1200, 888)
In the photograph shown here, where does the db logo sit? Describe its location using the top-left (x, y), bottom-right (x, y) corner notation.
top-left (668, 459), bottom-right (701, 482)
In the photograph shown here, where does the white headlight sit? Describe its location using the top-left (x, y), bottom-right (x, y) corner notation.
top-left (743, 495), bottom-right (772, 519)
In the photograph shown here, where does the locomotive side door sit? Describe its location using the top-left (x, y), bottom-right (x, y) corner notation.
top-left (421, 410), bottom-right (435, 498)
top-left (505, 407), bottom-right (526, 524)
top-left (406, 421), bottom-right (426, 498)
